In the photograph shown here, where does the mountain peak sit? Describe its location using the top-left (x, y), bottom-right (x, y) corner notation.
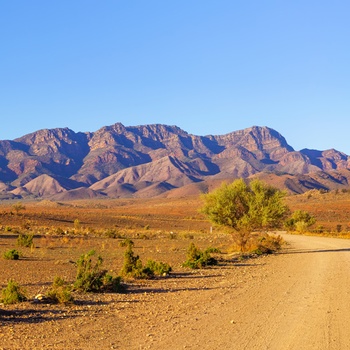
top-left (0, 123), bottom-right (348, 199)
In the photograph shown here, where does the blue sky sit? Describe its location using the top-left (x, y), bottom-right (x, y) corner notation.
top-left (1, 1), bottom-right (350, 153)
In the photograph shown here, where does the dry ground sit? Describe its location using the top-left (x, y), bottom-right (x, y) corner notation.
top-left (1, 192), bottom-right (350, 349)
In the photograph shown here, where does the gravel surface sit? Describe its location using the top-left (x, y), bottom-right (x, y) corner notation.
top-left (2, 234), bottom-right (350, 349)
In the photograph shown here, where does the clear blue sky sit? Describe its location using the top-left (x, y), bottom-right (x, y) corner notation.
top-left (1, 1), bottom-right (350, 153)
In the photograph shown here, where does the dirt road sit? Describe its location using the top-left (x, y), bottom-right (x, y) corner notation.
top-left (2, 233), bottom-right (350, 349)
top-left (140, 234), bottom-right (350, 350)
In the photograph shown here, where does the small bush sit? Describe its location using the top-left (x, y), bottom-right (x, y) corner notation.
top-left (3, 249), bottom-right (21, 260)
top-left (313, 225), bottom-right (324, 233)
top-left (285, 210), bottom-right (316, 232)
top-left (205, 247), bottom-right (221, 254)
top-left (47, 276), bottom-right (74, 304)
top-left (17, 233), bottom-right (34, 247)
top-left (74, 250), bottom-right (121, 293)
top-left (74, 219), bottom-right (81, 231)
top-left (1, 279), bottom-right (27, 305)
top-left (252, 234), bottom-right (284, 255)
top-left (104, 228), bottom-right (120, 238)
top-left (120, 246), bottom-right (171, 279)
top-left (119, 238), bottom-right (134, 248)
top-left (145, 259), bottom-right (172, 276)
top-left (295, 221), bottom-right (309, 233)
top-left (120, 245), bottom-right (149, 279)
top-left (182, 243), bottom-right (217, 269)
top-left (55, 227), bottom-right (64, 235)
top-left (101, 274), bottom-right (122, 292)
top-left (12, 202), bottom-right (26, 215)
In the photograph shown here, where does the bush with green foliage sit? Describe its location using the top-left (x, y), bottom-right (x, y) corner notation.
top-left (47, 276), bottom-right (74, 304)
top-left (12, 202), bottom-right (26, 215)
top-left (145, 259), bottom-right (172, 276)
top-left (252, 233), bottom-right (284, 255)
top-left (104, 228), bottom-right (122, 238)
top-left (119, 238), bottom-right (134, 248)
top-left (202, 179), bottom-right (289, 231)
top-left (3, 249), bottom-right (21, 260)
top-left (201, 179), bottom-right (289, 251)
top-left (1, 279), bottom-right (27, 305)
top-left (17, 233), bottom-right (34, 247)
top-left (182, 243), bottom-right (218, 269)
top-left (74, 250), bottom-right (121, 293)
top-left (121, 245), bottom-right (171, 279)
top-left (120, 245), bottom-right (150, 278)
top-left (285, 210), bottom-right (316, 232)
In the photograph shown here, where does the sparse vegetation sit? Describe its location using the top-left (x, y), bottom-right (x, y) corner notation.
top-left (17, 233), bottom-right (34, 247)
top-left (120, 245), bottom-right (150, 279)
top-left (119, 238), bottom-right (134, 247)
top-left (285, 210), bottom-right (316, 232)
top-left (74, 219), bottom-right (81, 231)
top-left (145, 259), bottom-right (172, 276)
top-left (3, 249), bottom-right (21, 260)
top-left (47, 276), bottom-right (74, 304)
top-left (1, 279), bottom-right (27, 305)
top-left (252, 233), bottom-right (284, 255)
top-left (12, 202), bottom-right (26, 216)
top-left (120, 245), bottom-right (172, 278)
top-left (182, 243), bottom-right (218, 269)
top-left (74, 250), bottom-right (121, 293)
top-left (1, 193), bottom-right (350, 349)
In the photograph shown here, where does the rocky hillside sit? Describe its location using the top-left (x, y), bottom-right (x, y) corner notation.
top-left (0, 123), bottom-right (349, 200)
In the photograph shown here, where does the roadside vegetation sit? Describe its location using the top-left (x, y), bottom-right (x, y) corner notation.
top-left (201, 179), bottom-right (289, 252)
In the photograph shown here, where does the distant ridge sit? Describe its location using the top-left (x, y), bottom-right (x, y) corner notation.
top-left (0, 123), bottom-right (349, 200)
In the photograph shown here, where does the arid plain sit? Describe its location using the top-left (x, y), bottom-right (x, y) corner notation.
top-left (1, 190), bottom-right (350, 349)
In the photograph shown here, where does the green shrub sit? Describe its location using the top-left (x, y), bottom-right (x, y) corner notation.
top-left (119, 238), bottom-right (134, 248)
top-left (145, 259), bottom-right (172, 276)
top-left (17, 233), bottom-right (34, 247)
top-left (104, 228), bottom-right (121, 238)
top-left (3, 249), bottom-right (21, 260)
top-left (120, 245), bottom-right (149, 278)
top-left (101, 273), bottom-right (122, 292)
top-left (73, 250), bottom-right (121, 293)
top-left (182, 243), bottom-right (217, 269)
top-left (120, 246), bottom-right (171, 279)
top-left (313, 225), bottom-right (324, 233)
top-left (252, 233), bottom-right (284, 255)
top-left (1, 279), bottom-right (27, 305)
top-left (47, 276), bottom-right (74, 304)
top-left (295, 221), bottom-right (309, 233)
top-left (205, 247), bottom-right (221, 254)
top-left (285, 210), bottom-right (316, 231)
top-left (74, 219), bottom-right (81, 231)
top-left (12, 202), bottom-right (26, 215)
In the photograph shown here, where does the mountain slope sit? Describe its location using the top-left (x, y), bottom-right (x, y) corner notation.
top-left (0, 123), bottom-right (349, 199)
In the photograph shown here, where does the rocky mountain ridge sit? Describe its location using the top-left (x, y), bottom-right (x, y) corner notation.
top-left (0, 123), bottom-right (349, 200)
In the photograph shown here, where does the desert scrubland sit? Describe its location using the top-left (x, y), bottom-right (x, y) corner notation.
top-left (1, 190), bottom-right (350, 349)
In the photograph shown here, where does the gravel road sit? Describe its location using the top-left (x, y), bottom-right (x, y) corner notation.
top-left (153, 234), bottom-right (350, 350)
top-left (2, 233), bottom-right (350, 350)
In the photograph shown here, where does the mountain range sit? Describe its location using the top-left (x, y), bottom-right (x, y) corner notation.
top-left (0, 123), bottom-right (349, 200)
